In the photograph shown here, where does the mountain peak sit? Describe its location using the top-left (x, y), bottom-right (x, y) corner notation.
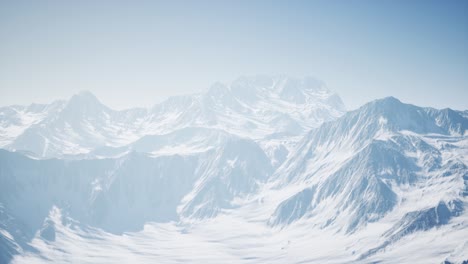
top-left (376, 96), bottom-right (401, 103)
top-left (69, 90), bottom-right (100, 103)
top-left (226, 75), bottom-right (336, 105)
top-left (345, 96), bottom-right (467, 137)
top-left (369, 96), bottom-right (403, 108)
top-left (358, 96), bottom-right (406, 117)
top-left (206, 82), bottom-right (229, 97)
top-left (62, 90), bottom-right (106, 116)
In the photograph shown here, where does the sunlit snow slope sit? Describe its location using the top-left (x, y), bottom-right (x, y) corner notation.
top-left (0, 75), bottom-right (344, 166)
top-left (1, 77), bottom-right (467, 263)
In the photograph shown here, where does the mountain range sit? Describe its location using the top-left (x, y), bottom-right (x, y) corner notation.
top-left (0, 76), bottom-right (466, 263)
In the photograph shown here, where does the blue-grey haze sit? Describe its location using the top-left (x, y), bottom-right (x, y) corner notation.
top-left (0, 0), bottom-right (467, 110)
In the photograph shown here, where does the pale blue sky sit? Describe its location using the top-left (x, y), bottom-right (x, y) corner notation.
top-left (1, 0), bottom-right (467, 110)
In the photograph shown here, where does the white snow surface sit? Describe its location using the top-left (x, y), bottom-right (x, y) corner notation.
top-left (1, 78), bottom-right (467, 263)
top-left (0, 75), bottom-right (344, 161)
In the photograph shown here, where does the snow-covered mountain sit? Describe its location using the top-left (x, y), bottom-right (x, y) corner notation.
top-left (0, 79), bottom-right (467, 263)
top-left (1, 75), bottom-right (345, 163)
top-left (267, 97), bottom-right (468, 260)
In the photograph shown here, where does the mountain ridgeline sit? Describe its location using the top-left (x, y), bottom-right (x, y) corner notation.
top-left (0, 77), bottom-right (467, 263)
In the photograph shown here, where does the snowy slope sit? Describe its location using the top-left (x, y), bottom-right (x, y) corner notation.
top-left (266, 97), bottom-right (468, 260)
top-left (0, 101), bottom-right (65, 148)
top-left (5, 91), bottom-right (149, 157)
top-left (1, 89), bottom-right (467, 263)
top-left (0, 127), bottom-right (273, 262)
top-left (2, 76), bottom-right (344, 160)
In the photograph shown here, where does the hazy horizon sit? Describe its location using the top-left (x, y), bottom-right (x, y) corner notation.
top-left (1, 0), bottom-right (467, 110)
top-left (2, 75), bottom-right (468, 112)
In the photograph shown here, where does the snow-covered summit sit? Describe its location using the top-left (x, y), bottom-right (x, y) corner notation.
top-left (266, 97), bottom-right (467, 260)
top-left (1, 75), bottom-right (345, 158)
top-left (61, 90), bottom-right (107, 117)
top-left (1, 82), bottom-right (466, 263)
